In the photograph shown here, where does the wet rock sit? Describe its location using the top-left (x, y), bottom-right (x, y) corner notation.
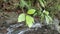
top-left (17, 29), bottom-right (31, 34)
top-left (6, 22), bottom-right (42, 34)
top-left (30, 23), bottom-right (42, 30)
top-left (7, 23), bottom-right (24, 34)
top-left (11, 28), bottom-right (34, 34)
top-left (10, 23), bottom-right (23, 28)
top-left (31, 23), bottom-right (42, 28)
top-left (7, 28), bottom-right (14, 34)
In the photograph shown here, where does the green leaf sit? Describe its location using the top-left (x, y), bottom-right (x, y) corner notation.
top-left (43, 10), bottom-right (49, 15)
top-left (26, 15), bottom-right (34, 28)
top-left (41, 13), bottom-right (44, 21)
top-left (20, 0), bottom-right (29, 8)
top-left (19, 0), bottom-right (29, 8)
top-left (45, 15), bottom-right (53, 24)
top-left (20, 0), bottom-right (25, 8)
top-left (39, 0), bottom-right (45, 7)
top-left (18, 13), bottom-right (25, 22)
top-left (33, 13), bottom-right (37, 16)
top-left (45, 16), bottom-right (49, 24)
top-left (48, 16), bottom-right (52, 22)
top-left (27, 9), bottom-right (36, 14)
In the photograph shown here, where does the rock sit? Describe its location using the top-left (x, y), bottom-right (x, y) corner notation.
top-left (31, 23), bottom-right (42, 28)
top-left (10, 23), bottom-right (23, 28)
top-left (0, 12), bottom-right (18, 24)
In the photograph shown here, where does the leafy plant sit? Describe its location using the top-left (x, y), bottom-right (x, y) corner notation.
top-left (18, 0), bottom-right (53, 28)
top-left (18, 9), bottom-right (36, 28)
top-left (38, 0), bottom-right (53, 25)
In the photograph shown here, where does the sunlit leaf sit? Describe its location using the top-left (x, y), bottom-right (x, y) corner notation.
top-left (27, 9), bottom-right (36, 14)
top-left (18, 13), bottom-right (25, 22)
top-left (26, 15), bottom-right (34, 28)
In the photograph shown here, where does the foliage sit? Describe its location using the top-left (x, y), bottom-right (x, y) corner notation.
top-left (18, 9), bottom-right (36, 28)
top-left (27, 9), bottom-right (36, 14)
top-left (43, 10), bottom-right (52, 24)
top-left (18, 0), bottom-right (53, 28)
top-left (39, 0), bottom-right (45, 7)
top-left (20, 0), bottom-right (29, 8)
top-left (18, 13), bottom-right (25, 22)
top-left (26, 15), bottom-right (34, 27)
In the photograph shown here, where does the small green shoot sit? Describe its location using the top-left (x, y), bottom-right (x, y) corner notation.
top-left (27, 9), bottom-right (36, 14)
